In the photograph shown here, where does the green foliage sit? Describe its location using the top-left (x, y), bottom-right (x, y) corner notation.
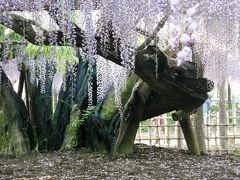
top-left (232, 149), bottom-right (240, 161)
top-left (140, 120), bottom-right (149, 133)
top-left (24, 44), bottom-right (79, 76)
top-left (55, 46), bottom-right (79, 73)
top-left (166, 112), bottom-right (175, 125)
top-left (209, 104), bottom-right (219, 114)
top-left (0, 24), bottom-right (24, 42)
top-left (70, 105), bottom-right (95, 129)
top-left (0, 25), bottom-right (25, 60)
top-left (237, 111), bottom-right (240, 125)
top-left (81, 106), bottom-right (95, 121)
top-left (70, 11), bottom-right (79, 26)
top-left (229, 118), bottom-right (233, 124)
top-left (9, 32), bottom-right (24, 41)
top-left (61, 105), bottom-right (95, 150)
top-left (24, 44), bottom-right (39, 59)
top-left (0, 25), bottom-right (5, 41)
top-left (24, 44), bottom-right (56, 59)
top-left (167, 118), bottom-right (175, 125)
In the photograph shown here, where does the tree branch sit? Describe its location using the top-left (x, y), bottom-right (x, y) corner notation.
top-left (135, 53), bottom-right (211, 112)
top-left (0, 40), bottom-right (27, 45)
top-left (136, 28), bottom-right (151, 38)
top-left (137, 12), bottom-right (170, 51)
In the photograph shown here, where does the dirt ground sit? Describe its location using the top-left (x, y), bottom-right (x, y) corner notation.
top-left (0, 144), bottom-right (240, 179)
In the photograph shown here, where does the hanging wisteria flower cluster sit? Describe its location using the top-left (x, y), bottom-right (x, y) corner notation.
top-left (168, 0), bottom-right (198, 66)
top-left (0, 0), bottom-right (240, 102)
top-left (96, 56), bottom-right (128, 112)
top-left (193, 0), bottom-right (240, 87)
top-left (168, 0), bottom-right (181, 53)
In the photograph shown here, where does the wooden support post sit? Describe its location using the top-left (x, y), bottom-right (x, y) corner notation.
top-left (172, 110), bottom-right (200, 155)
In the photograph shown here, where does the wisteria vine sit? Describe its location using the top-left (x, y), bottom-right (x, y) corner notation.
top-left (0, 0), bottom-right (239, 106)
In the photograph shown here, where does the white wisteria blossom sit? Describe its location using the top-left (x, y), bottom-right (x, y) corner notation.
top-left (0, 0), bottom-right (240, 101)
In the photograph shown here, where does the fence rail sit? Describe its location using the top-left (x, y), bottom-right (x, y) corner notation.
top-left (134, 113), bottom-right (240, 152)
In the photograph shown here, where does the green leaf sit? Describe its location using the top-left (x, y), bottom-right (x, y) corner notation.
top-left (24, 44), bottom-right (38, 59)
top-left (9, 32), bottom-right (23, 41)
top-left (0, 25), bottom-right (5, 41)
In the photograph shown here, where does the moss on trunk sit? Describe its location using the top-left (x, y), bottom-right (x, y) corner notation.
top-left (99, 74), bottom-right (138, 125)
top-left (61, 105), bottom-right (84, 150)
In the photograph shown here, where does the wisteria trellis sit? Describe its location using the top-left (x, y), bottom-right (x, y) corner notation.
top-left (0, 0), bottom-right (240, 102)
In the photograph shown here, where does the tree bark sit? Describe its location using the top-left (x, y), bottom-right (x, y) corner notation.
top-left (111, 80), bottom-right (151, 154)
top-left (34, 71), bottom-right (54, 152)
top-left (24, 70), bottom-right (38, 150)
top-left (17, 63), bottom-right (25, 97)
top-left (23, 61), bottom-right (55, 152)
top-left (0, 69), bottom-right (31, 156)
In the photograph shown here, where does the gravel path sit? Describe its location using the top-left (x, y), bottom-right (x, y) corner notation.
top-left (1, 144), bottom-right (240, 179)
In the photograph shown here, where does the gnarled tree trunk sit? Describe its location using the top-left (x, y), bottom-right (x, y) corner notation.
top-left (50, 55), bottom-right (92, 150)
top-left (24, 62), bottom-right (54, 152)
top-left (60, 57), bottom-right (212, 155)
top-left (0, 69), bottom-right (31, 156)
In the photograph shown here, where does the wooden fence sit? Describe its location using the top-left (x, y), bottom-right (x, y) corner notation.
top-left (135, 113), bottom-right (240, 152)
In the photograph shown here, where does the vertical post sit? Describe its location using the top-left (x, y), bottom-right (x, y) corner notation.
top-left (215, 114), bottom-right (218, 150)
top-left (206, 112), bottom-right (210, 151)
top-left (194, 106), bottom-right (206, 154)
top-left (136, 128), bottom-right (140, 143)
top-left (219, 78), bottom-right (227, 150)
top-left (139, 125), bottom-right (142, 144)
top-left (177, 121), bottom-right (183, 149)
top-left (233, 95), bottom-right (237, 149)
top-left (156, 117), bottom-right (160, 146)
top-left (172, 110), bottom-right (200, 155)
top-left (149, 119), bottom-right (152, 146)
top-left (167, 119), bottom-right (170, 148)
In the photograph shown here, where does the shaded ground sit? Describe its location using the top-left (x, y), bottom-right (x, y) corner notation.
top-left (1, 144), bottom-right (240, 179)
